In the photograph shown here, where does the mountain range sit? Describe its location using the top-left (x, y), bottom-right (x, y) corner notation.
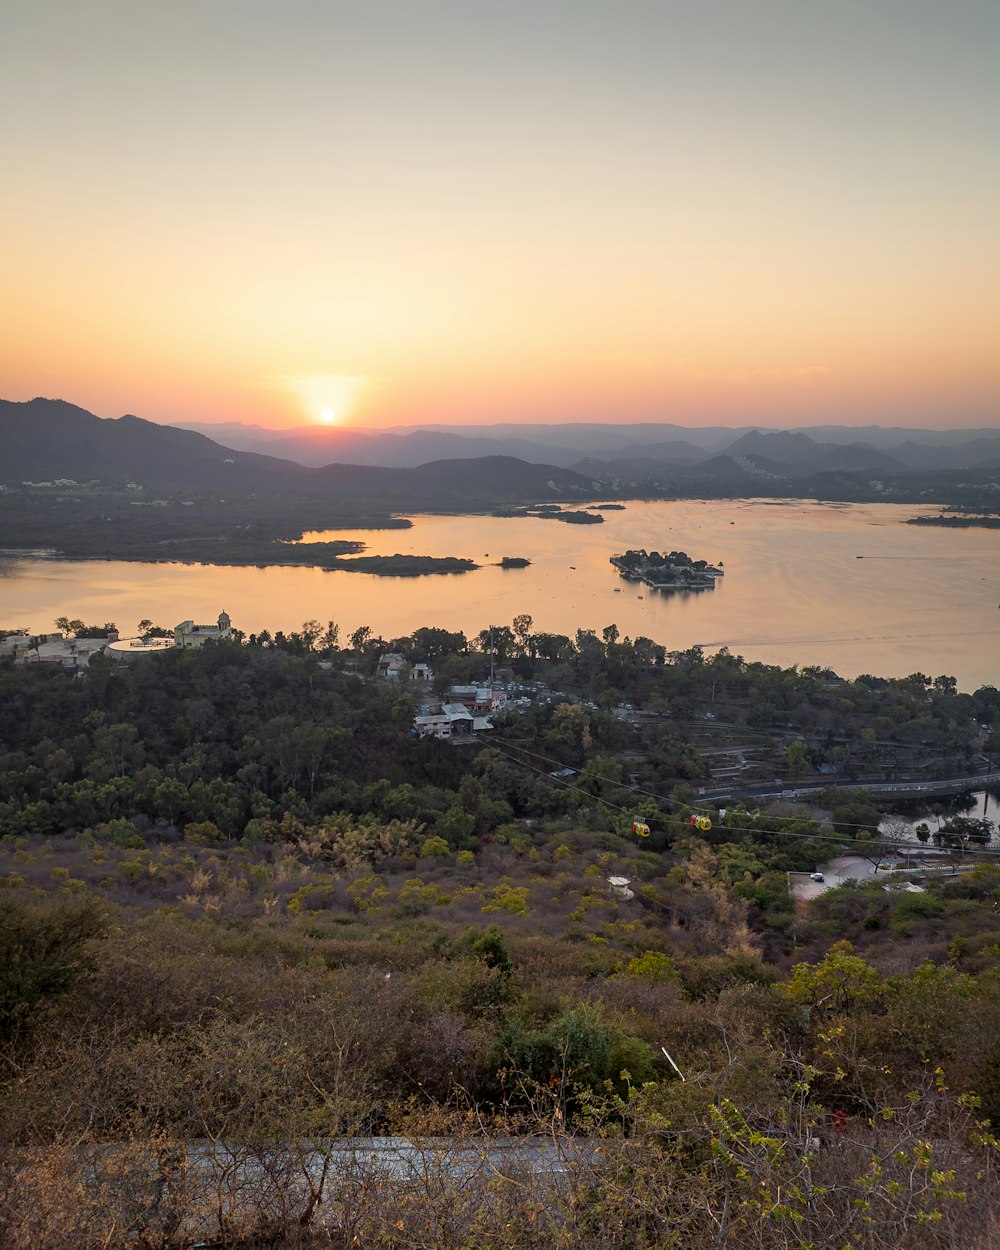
top-left (4, 398), bottom-right (1000, 506)
top-left (0, 398), bottom-right (596, 504)
top-left (171, 416), bottom-right (1000, 481)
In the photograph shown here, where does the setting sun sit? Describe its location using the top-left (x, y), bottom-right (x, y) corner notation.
top-left (285, 373), bottom-right (369, 427)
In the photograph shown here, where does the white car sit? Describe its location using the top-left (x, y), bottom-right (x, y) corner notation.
top-left (809, 872), bottom-right (825, 882)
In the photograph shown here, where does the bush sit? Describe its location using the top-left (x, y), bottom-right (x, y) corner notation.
top-left (346, 874), bottom-right (389, 912)
top-left (183, 820), bottom-right (225, 845)
top-left (0, 898), bottom-right (107, 1045)
top-left (623, 950), bottom-right (681, 984)
top-left (397, 878), bottom-right (449, 915)
top-left (890, 891), bottom-right (947, 927)
top-left (419, 836), bottom-right (451, 858)
top-left (482, 885), bottom-right (529, 916)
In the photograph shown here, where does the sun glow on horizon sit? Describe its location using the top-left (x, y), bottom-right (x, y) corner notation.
top-left (286, 373), bottom-right (369, 427)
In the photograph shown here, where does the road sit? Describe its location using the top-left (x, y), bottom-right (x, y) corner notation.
top-left (789, 851), bottom-right (978, 902)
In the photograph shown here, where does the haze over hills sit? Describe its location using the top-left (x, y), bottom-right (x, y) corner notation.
top-left (171, 415), bottom-right (1000, 482)
top-left (5, 398), bottom-right (1000, 506)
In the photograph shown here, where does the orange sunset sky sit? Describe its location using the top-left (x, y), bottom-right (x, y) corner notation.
top-left (2, 1), bottom-right (998, 432)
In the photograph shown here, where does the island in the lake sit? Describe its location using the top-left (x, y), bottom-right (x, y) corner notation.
top-left (906, 514), bottom-right (1000, 529)
top-left (494, 504), bottom-right (605, 524)
top-left (552, 510), bottom-right (604, 524)
top-left (610, 548), bottom-right (724, 590)
top-left (332, 554), bottom-right (479, 576)
top-left (498, 556), bottom-right (532, 568)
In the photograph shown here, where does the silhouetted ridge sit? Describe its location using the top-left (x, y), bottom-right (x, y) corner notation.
top-left (0, 398), bottom-right (596, 503)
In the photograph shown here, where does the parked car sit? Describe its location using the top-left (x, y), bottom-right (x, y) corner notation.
top-left (809, 872), bottom-right (825, 882)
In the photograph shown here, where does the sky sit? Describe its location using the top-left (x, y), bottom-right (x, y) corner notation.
top-left (2, 1), bottom-right (998, 431)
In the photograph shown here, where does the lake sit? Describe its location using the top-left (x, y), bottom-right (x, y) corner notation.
top-left (2, 499), bottom-right (998, 693)
top-left (879, 789), bottom-right (1000, 840)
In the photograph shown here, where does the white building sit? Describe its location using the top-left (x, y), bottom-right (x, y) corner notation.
top-left (0, 630), bottom-right (62, 657)
top-left (105, 636), bottom-right (177, 662)
top-left (12, 633), bottom-right (112, 670)
top-left (377, 653), bottom-right (407, 680)
top-left (174, 611), bottom-right (232, 649)
top-left (378, 653), bottom-right (435, 682)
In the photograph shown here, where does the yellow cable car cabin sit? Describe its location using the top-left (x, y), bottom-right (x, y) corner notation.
top-left (631, 820), bottom-right (650, 838)
top-left (689, 814), bottom-right (713, 831)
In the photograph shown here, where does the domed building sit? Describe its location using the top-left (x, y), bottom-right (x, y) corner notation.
top-left (174, 611), bottom-right (233, 649)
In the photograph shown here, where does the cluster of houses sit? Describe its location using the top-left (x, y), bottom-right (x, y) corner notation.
top-left (375, 652), bottom-right (520, 741)
top-left (1, 612), bottom-right (233, 670)
top-left (411, 687), bottom-right (505, 741)
top-left (376, 653), bottom-right (433, 683)
top-left (413, 683), bottom-right (514, 741)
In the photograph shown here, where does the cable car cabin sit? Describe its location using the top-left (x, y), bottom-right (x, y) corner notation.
top-left (689, 814), bottom-right (712, 831)
top-left (631, 820), bottom-right (651, 838)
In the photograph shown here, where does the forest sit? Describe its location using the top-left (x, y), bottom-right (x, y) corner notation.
top-left (2, 624), bottom-right (1000, 1248)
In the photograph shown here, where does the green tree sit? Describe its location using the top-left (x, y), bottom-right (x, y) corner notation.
top-left (349, 624), bottom-right (372, 652)
top-left (0, 899), bottom-right (106, 1046)
top-left (784, 940), bottom-right (883, 1014)
top-left (511, 614), bottom-right (534, 656)
top-left (785, 739), bottom-right (808, 782)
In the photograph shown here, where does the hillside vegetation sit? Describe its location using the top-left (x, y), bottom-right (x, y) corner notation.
top-left (1, 628), bottom-right (999, 1248)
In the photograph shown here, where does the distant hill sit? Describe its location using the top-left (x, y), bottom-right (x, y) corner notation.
top-left (0, 398), bottom-right (596, 504)
top-left (722, 430), bottom-right (824, 465)
top-left (797, 424), bottom-right (1000, 450)
top-left (171, 416), bottom-right (1000, 473)
top-left (174, 422), bottom-right (610, 469)
top-left (591, 438), bottom-right (708, 465)
top-left (891, 437), bottom-right (1000, 471)
top-left (715, 431), bottom-right (907, 477)
top-left (818, 443), bottom-right (904, 472)
top-left (676, 454), bottom-right (767, 484)
top-left (1, 398), bottom-right (309, 490)
top-left (9, 399), bottom-right (999, 508)
top-left (313, 456), bottom-right (595, 504)
top-left (267, 428), bottom-right (582, 469)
